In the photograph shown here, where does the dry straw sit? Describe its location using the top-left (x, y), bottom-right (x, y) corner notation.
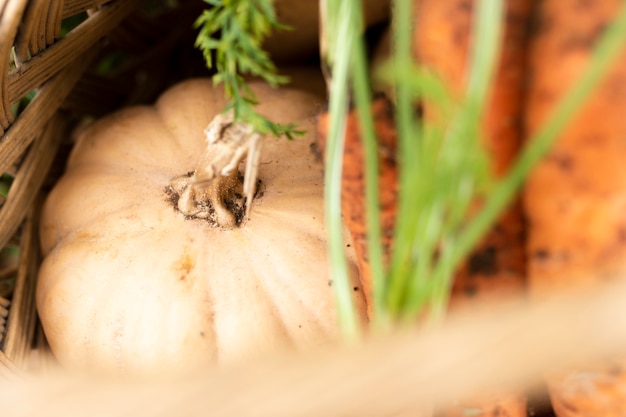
top-left (1, 279), bottom-right (626, 416)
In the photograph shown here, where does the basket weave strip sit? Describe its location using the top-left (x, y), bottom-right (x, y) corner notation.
top-left (8, 0), bottom-right (142, 109)
top-left (0, 296), bottom-right (7, 344)
top-left (0, 47), bottom-right (98, 186)
top-left (63, 1), bottom-right (113, 18)
top-left (0, 114), bottom-right (67, 254)
top-left (13, 0), bottom-right (117, 66)
top-left (13, 0), bottom-right (63, 64)
top-left (48, 2), bottom-right (64, 46)
top-left (0, 0), bottom-right (29, 130)
top-left (3, 191), bottom-right (42, 367)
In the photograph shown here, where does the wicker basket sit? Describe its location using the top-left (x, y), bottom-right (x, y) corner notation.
top-left (2, 1), bottom-right (626, 416)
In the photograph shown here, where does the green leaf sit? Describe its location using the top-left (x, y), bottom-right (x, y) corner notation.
top-left (195, 0), bottom-right (299, 138)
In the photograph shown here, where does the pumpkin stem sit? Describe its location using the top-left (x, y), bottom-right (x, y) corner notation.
top-left (169, 111), bottom-right (262, 228)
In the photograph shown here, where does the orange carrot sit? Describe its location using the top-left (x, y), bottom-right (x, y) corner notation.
top-left (414, 0), bottom-right (532, 308)
top-left (524, 0), bottom-right (626, 295)
top-left (414, 0), bottom-right (534, 416)
top-left (523, 1), bottom-right (626, 415)
top-left (317, 96), bottom-right (398, 313)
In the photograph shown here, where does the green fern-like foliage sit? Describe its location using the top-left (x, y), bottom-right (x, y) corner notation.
top-left (194, 0), bottom-right (302, 139)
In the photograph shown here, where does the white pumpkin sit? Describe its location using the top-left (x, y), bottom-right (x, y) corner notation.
top-left (37, 79), bottom-right (366, 376)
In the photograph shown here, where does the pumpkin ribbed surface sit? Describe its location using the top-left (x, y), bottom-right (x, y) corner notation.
top-left (37, 79), bottom-right (366, 375)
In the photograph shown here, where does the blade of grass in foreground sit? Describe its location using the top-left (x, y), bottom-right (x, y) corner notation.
top-left (384, 0), bottom-right (503, 322)
top-left (322, 0), bottom-right (361, 340)
top-left (424, 0), bottom-right (504, 322)
top-left (348, 0), bottom-right (386, 324)
top-left (384, 0), bottom-right (421, 318)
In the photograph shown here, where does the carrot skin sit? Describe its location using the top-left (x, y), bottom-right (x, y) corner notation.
top-left (525, 0), bottom-right (626, 294)
top-left (524, 1), bottom-right (626, 415)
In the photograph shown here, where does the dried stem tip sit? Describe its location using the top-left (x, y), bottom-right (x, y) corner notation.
top-left (169, 111), bottom-right (263, 228)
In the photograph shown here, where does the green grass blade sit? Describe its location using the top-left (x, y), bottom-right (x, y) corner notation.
top-left (426, 0), bottom-right (505, 321)
top-left (348, 0), bottom-right (386, 324)
top-left (323, 0), bottom-right (361, 340)
top-left (385, 0), bottom-right (420, 314)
